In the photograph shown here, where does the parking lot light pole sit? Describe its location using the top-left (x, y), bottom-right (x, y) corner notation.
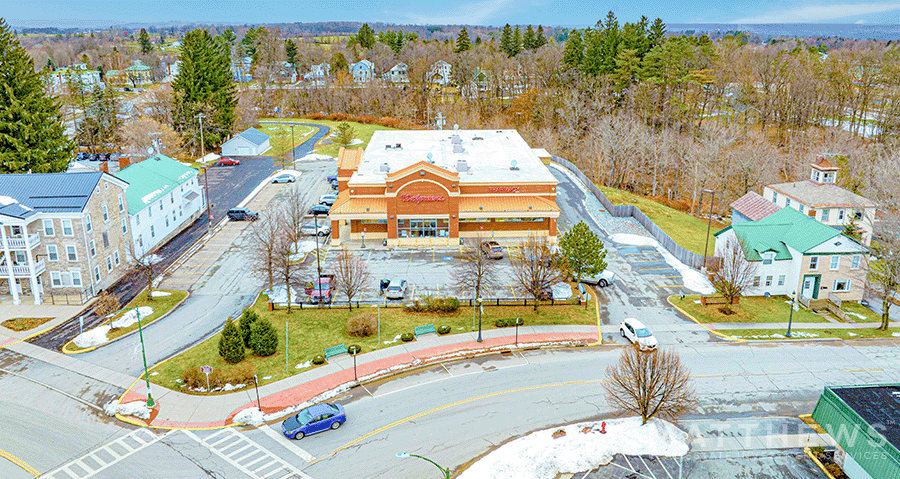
top-left (477, 297), bottom-right (483, 343)
top-left (787, 291), bottom-right (796, 338)
top-left (133, 307), bottom-right (155, 409)
top-left (198, 112), bottom-right (211, 235)
top-left (395, 452), bottom-right (450, 479)
top-left (289, 124), bottom-right (297, 164)
top-left (701, 189), bottom-right (715, 272)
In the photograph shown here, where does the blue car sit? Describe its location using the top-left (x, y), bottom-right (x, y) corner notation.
top-left (281, 403), bottom-right (346, 439)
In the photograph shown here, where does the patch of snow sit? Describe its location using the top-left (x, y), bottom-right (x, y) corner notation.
top-left (262, 375), bottom-right (272, 380)
top-left (457, 417), bottom-right (688, 479)
top-left (104, 401), bottom-right (152, 420)
top-left (845, 311), bottom-right (868, 320)
top-left (609, 233), bottom-right (715, 295)
top-left (221, 383), bottom-right (246, 392)
top-left (383, 334), bottom-right (402, 344)
top-left (297, 153), bottom-right (333, 162)
top-left (141, 184), bottom-right (170, 205)
top-left (150, 291), bottom-right (171, 297)
top-left (268, 286), bottom-right (299, 304)
top-left (693, 300), bottom-right (702, 304)
top-left (111, 306), bottom-right (154, 329)
top-left (551, 283), bottom-right (572, 300)
top-left (233, 384), bottom-right (353, 427)
top-left (893, 332), bottom-right (900, 337)
top-left (150, 371), bottom-right (159, 376)
top-left (233, 407), bottom-right (264, 426)
top-left (790, 331), bottom-right (819, 338)
top-left (174, 378), bottom-right (183, 383)
top-left (295, 360), bottom-right (312, 369)
top-left (73, 325), bottom-right (111, 348)
top-left (349, 138), bottom-right (364, 145)
top-left (0, 195), bottom-right (17, 206)
top-left (847, 332), bottom-right (857, 337)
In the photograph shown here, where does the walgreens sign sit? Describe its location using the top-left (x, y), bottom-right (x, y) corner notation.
top-left (401, 194), bottom-right (446, 203)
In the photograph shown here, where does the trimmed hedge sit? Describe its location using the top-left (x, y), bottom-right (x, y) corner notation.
top-left (437, 325), bottom-right (451, 335)
top-left (400, 332), bottom-right (415, 342)
top-left (403, 296), bottom-right (460, 314)
top-left (494, 318), bottom-right (525, 328)
top-left (312, 355), bottom-right (326, 365)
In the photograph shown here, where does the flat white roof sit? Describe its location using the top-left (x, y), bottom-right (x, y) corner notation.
top-left (351, 129), bottom-right (557, 184)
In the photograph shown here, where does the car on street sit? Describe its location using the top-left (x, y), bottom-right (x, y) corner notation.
top-left (619, 318), bottom-right (658, 351)
top-left (580, 270), bottom-right (616, 288)
top-left (281, 403), bottom-right (346, 440)
top-left (318, 193), bottom-right (338, 206)
top-left (385, 278), bottom-right (408, 300)
top-left (480, 240), bottom-right (504, 259)
top-left (271, 174), bottom-right (296, 183)
top-left (227, 207), bottom-right (258, 221)
top-left (300, 223), bottom-right (331, 236)
top-left (326, 172), bottom-right (338, 182)
top-left (217, 158), bottom-right (241, 166)
top-left (308, 204), bottom-right (330, 216)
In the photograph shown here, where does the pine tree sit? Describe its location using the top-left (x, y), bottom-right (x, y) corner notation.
top-left (284, 38), bottom-right (298, 75)
top-left (355, 23), bottom-right (376, 49)
top-left (500, 24), bottom-right (513, 57)
top-left (239, 308), bottom-right (259, 347)
top-left (138, 28), bottom-right (152, 54)
top-left (562, 29), bottom-right (585, 70)
top-left (511, 26), bottom-right (522, 56)
top-left (0, 19), bottom-right (73, 173)
top-left (455, 27), bottom-right (471, 53)
top-left (331, 51), bottom-right (349, 73)
top-left (249, 318), bottom-right (278, 357)
top-left (558, 221), bottom-right (608, 282)
top-left (172, 28), bottom-right (237, 154)
top-left (218, 317), bottom-right (245, 364)
top-left (523, 25), bottom-right (536, 50)
top-left (536, 25), bottom-right (547, 48)
top-left (475, 36), bottom-right (481, 45)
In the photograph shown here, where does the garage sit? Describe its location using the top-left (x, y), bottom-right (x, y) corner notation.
top-left (220, 127), bottom-right (271, 157)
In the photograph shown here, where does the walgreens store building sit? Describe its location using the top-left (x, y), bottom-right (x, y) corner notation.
top-left (329, 129), bottom-right (560, 247)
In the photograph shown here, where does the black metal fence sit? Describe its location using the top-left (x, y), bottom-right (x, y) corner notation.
top-left (44, 289), bottom-right (91, 305)
top-left (272, 296), bottom-right (585, 310)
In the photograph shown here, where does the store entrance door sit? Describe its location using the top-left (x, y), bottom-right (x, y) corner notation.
top-left (398, 218), bottom-right (450, 238)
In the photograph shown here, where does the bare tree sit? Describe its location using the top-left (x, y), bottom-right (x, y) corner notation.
top-left (510, 237), bottom-right (565, 311)
top-left (452, 234), bottom-right (499, 300)
top-left (248, 214), bottom-right (281, 293)
top-left (603, 344), bottom-right (697, 425)
top-left (868, 213), bottom-right (900, 331)
top-left (710, 235), bottom-right (758, 308)
top-left (93, 292), bottom-right (120, 318)
top-left (272, 223), bottom-right (302, 313)
top-left (332, 250), bottom-right (372, 310)
top-left (128, 247), bottom-right (163, 301)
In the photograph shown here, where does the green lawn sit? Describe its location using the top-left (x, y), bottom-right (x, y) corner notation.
top-left (672, 295), bottom-right (833, 323)
top-left (260, 118), bottom-right (398, 158)
top-left (150, 293), bottom-right (595, 393)
top-left (599, 186), bottom-right (726, 256)
top-left (255, 123), bottom-right (316, 158)
top-left (841, 301), bottom-right (880, 322)
top-left (1, 317), bottom-right (53, 332)
top-left (724, 327), bottom-right (898, 340)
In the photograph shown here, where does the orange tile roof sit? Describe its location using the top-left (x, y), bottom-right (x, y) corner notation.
top-left (458, 195), bottom-right (559, 214)
top-left (329, 191), bottom-right (387, 215)
top-left (811, 156), bottom-right (839, 170)
top-left (337, 147), bottom-right (364, 170)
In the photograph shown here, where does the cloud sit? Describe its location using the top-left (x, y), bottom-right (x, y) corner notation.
top-left (731, 2), bottom-right (900, 23)
top-left (390, 0), bottom-right (520, 25)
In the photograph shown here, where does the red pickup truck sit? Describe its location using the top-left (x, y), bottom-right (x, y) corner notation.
top-left (306, 274), bottom-right (335, 302)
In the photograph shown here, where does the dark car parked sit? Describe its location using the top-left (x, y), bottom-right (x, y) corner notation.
top-left (308, 204), bottom-right (330, 216)
top-left (227, 207), bottom-right (258, 221)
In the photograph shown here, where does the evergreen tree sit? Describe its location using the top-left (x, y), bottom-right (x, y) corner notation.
top-left (455, 27), bottom-right (471, 53)
top-left (77, 86), bottom-right (121, 148)
top-left (511, 26), bottom-right (522, 56)
top-left (0, 19), bottom-right (73, 173)
top-left (354, 23), bottom-right (376, 49)
top-left (218, 317), bottom-right (245, 364)
top-left (249, 318), bottom-right (278, 357)
top-left (138, 28), bottom-right (152, 54)
top-left (648, 18), bottom-right (667, 47)
top-left (284, 39), bottom-right (298, 73)
top-left (172, 28), bottom-right (237, 154)
top-left (238, 308), bottom-right (259, 347)
top-left (523, 25), bottom-right (536, 50)
top-left (242, 27), bottom-right (259, 58)
top-left (536, 25), bottom-right (547, 48)
top-left (475, 36), bottom-right (481, 45)
top-left (500, 24), bottom-right (513, 57)
top-left (331, 51), bottom-right (349, 73)
top-left (559, 221), bottom-right (608, 282)
top-left (562, 29), bottom-right (585, 70)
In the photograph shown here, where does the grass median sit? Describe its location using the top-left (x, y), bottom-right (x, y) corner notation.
top-left (260, 117), bottom-right (398, 158)
top-left (671, 295), bottom-right (833, 323)
top-left (725, 327), bottom-right (898, 340)
top-left (1, 317), bottom-right (54, 332)
top-left (149, 293), bottom-right (596, 393)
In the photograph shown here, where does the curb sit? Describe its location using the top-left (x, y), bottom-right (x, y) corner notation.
top-left (666, 296), bottom-right (746, 343)
top-left (0, 321), bottom-right (68, 351)
top-left (804, 446), bottom-right (839, 479)
top-left (587, 284), bottom-right (603, 346)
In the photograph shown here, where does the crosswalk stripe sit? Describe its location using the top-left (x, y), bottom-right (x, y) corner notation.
top-left (182, 429), bottom-right (313, 479)
top-left (43, 429), bottom-right (175, 479)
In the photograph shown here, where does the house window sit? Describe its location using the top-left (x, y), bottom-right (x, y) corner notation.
top-left (93, 266), bottom-right (101, 282)
top-left (809, 256), bottom-right (819, 270)
top-left (778, 275), bottom-right (786, 286)
top-left (136, 214), bottom-right (140, 226)
top-left (762, 253), bottom-right (773, 265)
top-left (148, 207), bottom-right (152, 218)
top-left (71, 271), bottom-right (82, 287)
top-left (66, 245), bottom-right (78, 261)
top-left (150, 225), bottom-right (155, 238)
top-left (62, 219), bottom-right (73, 236)
top-left (765, 276), bottom-right (773, 287)
top-left (106, 256), bottom-right (113, 272)
top-left (753, 276), bottom-right (761, 287)
top-left (830, 255), bottom-right (840, 270)
top-left (799, 204), bottom-right (805, 213)
top-left (47, 245), bottom-right (58, 262)
top-left (102, 204), bottom-right (109, 222)
top-left (85, 213), bottom-right (92, 232)
top-left (50, 271), bottom-right (62, 287)
top-left (821, 209), bottom-right (829, 222)
top-left (838, 210), bottom-right (845, 221)
top-left (170, 192), bottom-right (174, 204)
top-left (851, 255), bottom-right (861, 270)
top-left (137, 235), bottom-right (143, 247)
top-left (89, 240), bottom-right (96, 257)
top-left (102, 232), bottom-right (109, 248)
top-left (113, 250), bottom-right (120, 266)
top-left (121, 218), bottom-right (127, 234)
top-left (786, 198), bottom-right (791, 207)
top-left (43, 219), bottom-right (55, 236)
top-left (853, 210), bottom-right (863, 220)
top-left (772, 192), bottom-right (778, 203)
top-left (104, 181), bottom-right (108, 191)
top-left (165, 216), bottom-right (169, 227)
top-left (159, 202), bottom-right (163, 211)
top-left (118, 195), bottom-right (124, 212)
top-left (833, 279), bottom-right (851, 292)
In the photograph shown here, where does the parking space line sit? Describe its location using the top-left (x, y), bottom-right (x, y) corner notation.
top-left (361, 384), bottom-right (375, 397)
top-left (509, 285), bottom-right (517, 300)
top-left (629, 259), bottom-right (664, 263)
top-left (639, 456), bottom-right (658, 479)
top-left (653, 284), bottom-right (684, 288)
top-left (635, 266), bottom-right (674, 272)
top-left (441, 363), bottom-right (454, 377)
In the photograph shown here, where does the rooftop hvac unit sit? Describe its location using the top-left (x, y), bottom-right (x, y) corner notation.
top-left (379, 162), bottom-right (390, 172)
top-left (453, 144), bottom-right (463, 154)
top-left (395, 143), bottom-right (402, 149)
top-left (451, 134), bottom-right (461, 144)
top-left (509, 159), bottom-right (519, 170)
top-left (457, 159), bottom-right (469, 172)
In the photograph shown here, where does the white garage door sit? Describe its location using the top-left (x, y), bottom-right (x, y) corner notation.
top-left (238, 146), bottom-right (252, 155)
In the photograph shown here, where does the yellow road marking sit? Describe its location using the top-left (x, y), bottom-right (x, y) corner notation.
top-left (509, 285), bottom-right (517, 300)
top-left (0, 448), bottom-right (40, 477)
top-left (622, 252), bottom-right (657, 256)
top-left (654, 284), bottom-right (685, 288)
top-left (310, 379), bottom-right (605, 465)
top-left (839, 368), bottom-right (883, 372)
top-left (635, 266), bottom-right (674, 272)
top-left (629, 260), bottom-right (664, 263)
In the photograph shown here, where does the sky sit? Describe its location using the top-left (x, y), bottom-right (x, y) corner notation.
top-left (5, 0), bottom-right (900, 27)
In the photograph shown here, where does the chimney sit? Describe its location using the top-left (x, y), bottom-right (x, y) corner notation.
top-left (99, 161), bottom-right (109, 173)
top-left (118, 156), bottom-right (131, 170)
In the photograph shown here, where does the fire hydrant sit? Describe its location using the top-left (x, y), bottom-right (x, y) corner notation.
top-left (601, 421), bottom-right (607, 434)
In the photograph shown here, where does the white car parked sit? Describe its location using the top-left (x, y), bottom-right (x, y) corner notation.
top-left (581, 270), bottom-right (616, 287)
top-left (385, 279), bottom-right (407, 300)
top-left (619, 318), bottom-right (658, 351)
top-left (300, 223), bottom-right (331, 237)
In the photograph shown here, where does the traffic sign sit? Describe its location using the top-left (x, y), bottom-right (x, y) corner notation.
top-left (200, 365), bottom-right (213, 374)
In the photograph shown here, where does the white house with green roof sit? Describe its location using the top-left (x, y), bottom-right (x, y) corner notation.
top-left (714, 206), bottom-right (868, 301)
top-left (115, 154), bottom-right (203, 257)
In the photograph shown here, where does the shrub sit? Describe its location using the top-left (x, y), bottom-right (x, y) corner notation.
top-left (94, 292), bottom-right (120, 318)
top-left (437, 325), bottom-right (451, 335)
top-left (403, 300), bottom-right (427, 313)
top-left (348, 344), bottom-right (362, 355)
top-left (400, 332), bottom-right (415, 342)
top-left (218, 317), bottom-right (245, 364)
top-left (312, 355), bottom-right (326, 365)
top-left (429, 296), bottom-right (460, 313)
top-left (239, 308), bottom-right (260, 347)
top-left (249, 318), bottom-right (278, 356)
top-left (181, 363), bottom-right (257, 390)
top-left (348, 313), bottom-right (377, 337)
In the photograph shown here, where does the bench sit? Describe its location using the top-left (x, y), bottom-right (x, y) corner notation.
top-left (324, 344), bottom-right (348, 359)
top-left (414, 324), bottom-right (437, 338)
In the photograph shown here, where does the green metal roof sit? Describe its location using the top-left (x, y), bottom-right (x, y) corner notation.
top-left (715, 207), bottom-right (841, 261)
top-left (115, 154), bottom-right (198, 215)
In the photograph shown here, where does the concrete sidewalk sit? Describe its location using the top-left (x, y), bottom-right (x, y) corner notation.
top-left (711, 321), bottom-right (899, 330)
top-left (116, 325), bottom-right (598, 428)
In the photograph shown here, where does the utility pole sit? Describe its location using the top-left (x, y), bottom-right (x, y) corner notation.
top-left (199, 113), bottom-right (211, 235)
top-left (701, 189), bottom-right (715, 272)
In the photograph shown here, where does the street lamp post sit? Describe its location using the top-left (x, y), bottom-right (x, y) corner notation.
top-left (198, 113), bottom-right (212, 235)
top-left (514, 317), bottom-right (522, 346)
top-left (314, 214), bottom-right (323, 307)
top-left (253, 374), bottom-right (261, 408)
top-left (787, 291), bottom-right (796, 338)
top-left (133, 307), bottom-right (155, 409)
top-left (700, 189), bottom-right (716, 271)
top-left (476, 297), bottom-right (483, 343)
top-left (396, 452), bottom-right (450, 479)
top-left (348, 345), bottom-right (361, 382)
top-left (289, 124), bottom-right (297, 164)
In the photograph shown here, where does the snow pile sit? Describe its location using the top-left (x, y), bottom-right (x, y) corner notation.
top-left (734, 333), bottom-right (786, 339)
top-left (844, 311), bottom-right (868, 320)
top-left (233, 407), bottom-right (265, 426)
top-left (150, 291), bottom-right (172, 297)
top-left (893, 332), bottom-right (900, 337)
top-left (0, 195), bottom-right (16, 206)
top-left (610, 233), bottom-right (715, 295)
top-left (295, 360), bottom-right (312, 369)
top-left (73, 325), bottom-right (112, 348)
top-left (298, 153), bottom-right (333, 162)
top-left (789, 331), bottom-right (820, 338)
top-left (551, 283), bottom-right (573, 299)
top-left (233, 384), bottom-right (352, 426)
top-left (847, 332), bottom-right (858, 337)
top-left (111, 306), bottom-right (155, 329)
top-left (104, 401), bottom-right (152, 420)
top-left (349, 138), bottom-right (364, 145)
top-left (221, 383), bottom-right (246, 392)
top-left (458, 417), bottom-right (689, 479)
top-left (289, 240), bottom-right (319, 261)
top-left (268, 286), bottom-right (299, 304)
top-left (383, 334), bottom-right (402, 345)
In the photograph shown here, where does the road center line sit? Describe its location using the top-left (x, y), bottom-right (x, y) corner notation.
top-left (0, 448), bottom-right (39, 477)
